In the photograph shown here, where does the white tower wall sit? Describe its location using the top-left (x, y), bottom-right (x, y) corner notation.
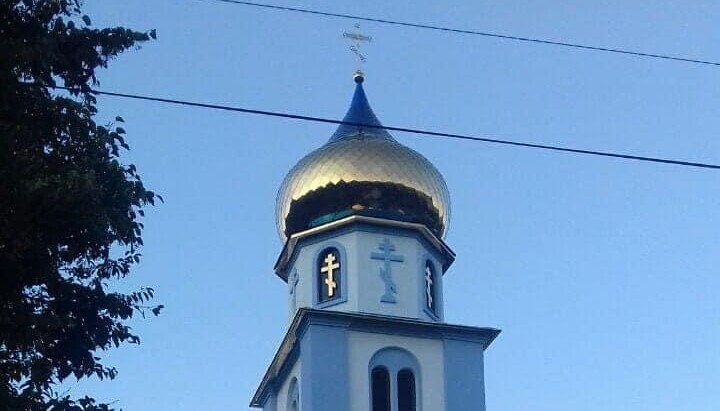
top-left (283, 221), bottom-right (448, 323)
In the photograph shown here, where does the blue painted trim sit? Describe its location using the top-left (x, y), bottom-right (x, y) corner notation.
top-left (253, 341), bottom-right (300, 408)
top-left (288, 269), bottom-right (299, 318)
top-left (297, 312), bottom-right (352, 341)
top-left (419, 255), bottom-right (443, 322)
top-left (319, 309), bottom-right (498, 346)
top-left (328, 81), bottom-right (395, 143)
top-left (250, 309), bottom-right (498, 408)
top-left (281, 222), bottom-right (452, 280)
top-left (369, 347), bottom-right (423, 411)
top-left (262, 392), bottom-right (277, 411)
top-left (312, 241), bottom-right (348, 309)
top-left (435, 258), bottom-right (445, 320)
top-left (300, 321), bottom-right (349, 411)
top-left (256, 383), bottom-right (275, 410)
top-left (443, 338), bottom-right (487, 411)
top-left (275, 344), bottom-right (299, 392)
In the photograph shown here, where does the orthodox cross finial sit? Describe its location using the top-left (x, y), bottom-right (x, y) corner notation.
top-left (343, 23), bottom-right (372, 79)
top-left (320, 252), bottom-right (340, 297)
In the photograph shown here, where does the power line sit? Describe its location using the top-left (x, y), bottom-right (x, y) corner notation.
top-left (39, 84), bottom-right (719, 170)
top-left (207, 0), bottom-right (720, 68)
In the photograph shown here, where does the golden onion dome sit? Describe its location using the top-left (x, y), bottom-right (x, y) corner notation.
top-left (276, 75), bottom-right (450, 242)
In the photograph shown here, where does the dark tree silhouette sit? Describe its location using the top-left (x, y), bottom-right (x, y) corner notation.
top-left (0, 1), bottom-right (161, 409)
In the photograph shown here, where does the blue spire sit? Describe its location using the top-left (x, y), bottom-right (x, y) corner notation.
top-left (328, 74), bottom-right (394, 142)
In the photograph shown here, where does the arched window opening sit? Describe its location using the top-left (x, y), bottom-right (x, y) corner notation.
top-left (397, 369), bottom-right (416, 411)
top-left (369, 347), bottom-right (421, 411)
top-left (371, 367), bottom-right (391, 411)
top-left (317, 248), bottom-right (341, 303)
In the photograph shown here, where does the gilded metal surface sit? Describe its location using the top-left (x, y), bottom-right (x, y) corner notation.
top-left (275, 81), bottom-right (451, 242)
top-left (276, 131), bottom-right (450, 241)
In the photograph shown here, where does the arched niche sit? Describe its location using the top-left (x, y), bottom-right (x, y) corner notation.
top-left (368, 347), bottom-right (421, 411)
top-left (286, 377), bottom-right (299, 411)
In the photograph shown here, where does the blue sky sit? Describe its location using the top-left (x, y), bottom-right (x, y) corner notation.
top-left (63, 1), bottom-right (720, 410)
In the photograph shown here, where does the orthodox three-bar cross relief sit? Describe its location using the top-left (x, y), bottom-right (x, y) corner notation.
top-left (371, 238), bottom-right (404, 303)
top-left (425, 265), bottom-right (434, 310)
top-left (343, 23), bottom-right (372, 75)
top-left (321, 252), bottom-right (340, 297)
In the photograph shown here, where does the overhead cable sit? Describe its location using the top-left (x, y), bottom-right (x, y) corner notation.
top-left (206, 0), bottom-right (720, 68)
top-left (32, 84), bottom-right (720, 170)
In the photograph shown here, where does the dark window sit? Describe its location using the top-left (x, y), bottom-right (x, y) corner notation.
top-left (371, 367), bottom-right (391, 411)
top-left (317, 248), bottom-right (341, 302)
top-left (397, 369), bottom-right (416, 411)
top-left (424, 261), bottom-right (436, 313)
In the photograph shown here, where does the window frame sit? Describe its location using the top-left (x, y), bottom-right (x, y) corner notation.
top-left (421, 257), bottom-right (441, 321)
top-left (312, 242), bottom-right (348, 309)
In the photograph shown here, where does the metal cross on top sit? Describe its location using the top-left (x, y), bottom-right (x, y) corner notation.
top-left (371, 238), bottom-right (404, 303)
top-left (321, 252), bottom-right (340, 297)
top-left (343, 23), bottom-right (372, 74)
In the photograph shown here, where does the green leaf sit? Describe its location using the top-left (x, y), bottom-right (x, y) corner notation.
top-left (152, 305), bottom-right (165, 316)
top-left (1, 2), bottom-right (159, 409)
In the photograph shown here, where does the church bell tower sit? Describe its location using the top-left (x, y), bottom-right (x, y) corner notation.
top-left (250, 74), bottom-right (499, 411)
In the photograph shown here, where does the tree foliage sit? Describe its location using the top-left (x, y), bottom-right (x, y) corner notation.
top-left (0, 1), bottom-right (161, 409)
